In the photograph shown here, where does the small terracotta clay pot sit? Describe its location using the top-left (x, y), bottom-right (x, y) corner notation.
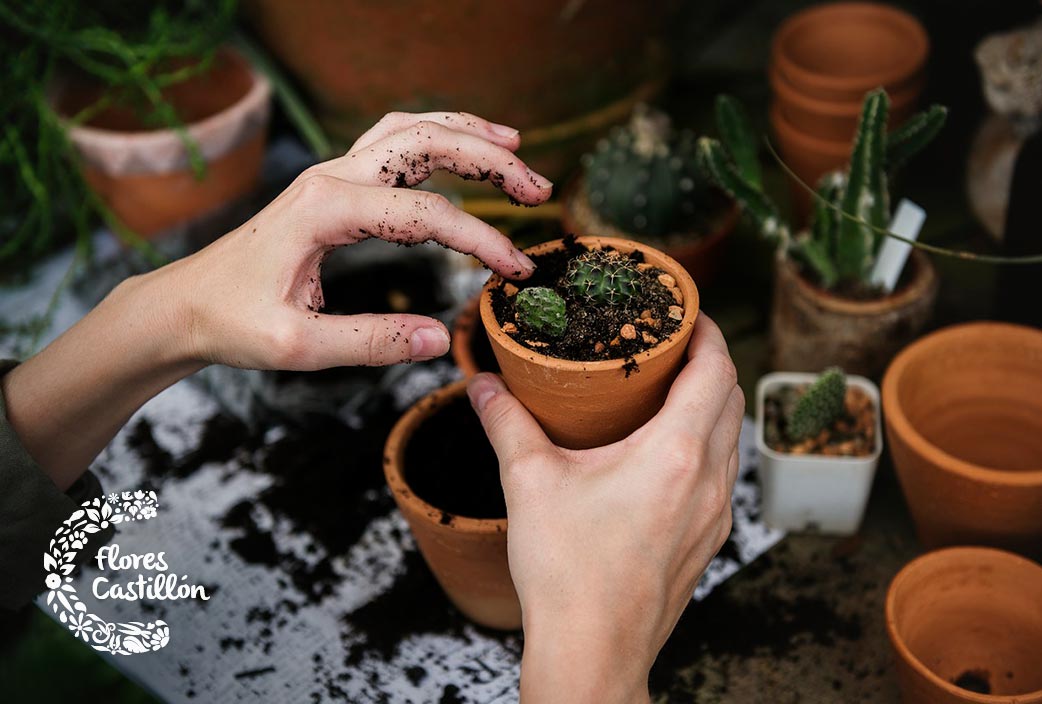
top-left (882, 322), bottom-right (1042, 556)
top-left (771, 2), bottom-right (929, 104)
top-left (480, 237), bottom-right (699, 449)
top-left (55, 47), bottom-right (271, 237)
top-left (451, 294), bottom-right (500, 378)
top-left (769, 249), bottom-right (938, 378)
top-left (886, 547), bottom-right (1042, 702)
top-left (561, 177), bottom-right (739, 288)
top-left (383, 380), bottom-right (520, 630)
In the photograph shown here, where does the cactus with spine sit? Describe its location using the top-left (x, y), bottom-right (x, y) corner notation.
top-left (514, 287), bottom-right (568, 338)
top-left (566, 250), bottom-right (641, 306)
top-left (582, 104), bottom-right (710, 237)
top-left (697, 91), bottom-right (947, 291)
top-left (787, 368), bottom-right (847, 441)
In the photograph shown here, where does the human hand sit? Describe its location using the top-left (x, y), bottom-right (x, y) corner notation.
top-left (467, 314), bottom-right (744, 703)
top-left (149, 110), bottom-right (553, 371)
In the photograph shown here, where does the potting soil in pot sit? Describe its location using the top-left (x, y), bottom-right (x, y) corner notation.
top-left (763, 384), bottom-right (876, 457)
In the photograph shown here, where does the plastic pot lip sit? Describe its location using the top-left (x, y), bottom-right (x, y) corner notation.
top-left (755, 371), bottom-right (883, 465)
top-left (479, 236), bottom-right (700, 373)
top-left (881, 321), bottom-right (1042, 483)
top-left (383, 380), bottom-right (507, 536)
top-left (884, 546), bottom-right (1042, 703)
top-left (771, 2), bottom-right (929, 96)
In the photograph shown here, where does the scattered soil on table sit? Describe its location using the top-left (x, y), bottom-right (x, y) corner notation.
top-left (127, 415), bottom-right (252, 480)
top-left (403, 396), bottom-right (505, 519)
top-left (764, 385), bottom-right (876, 457)
top-left (490, 236), bottom-right (683, 361)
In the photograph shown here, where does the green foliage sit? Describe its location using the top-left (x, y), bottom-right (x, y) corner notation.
top-left (514, 287), bottom-right (568, 338)
top-left (697, 91), bottom-right (947, 292)
top-left (582, 104), bottom-right (710, 237)
top-left (787, 368), bottom-right (847, 441)
top-left (565, 250), bottom-right (640, 306)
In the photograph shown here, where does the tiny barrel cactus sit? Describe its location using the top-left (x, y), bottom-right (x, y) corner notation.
top-left (582, 104), bottom-right (709, 237)
top-left (514, 287), bottom-right (568, 338)
top-left (566, 250), bottom-right (640, 306)
top-left (787, 368), bottom-right (847, 441)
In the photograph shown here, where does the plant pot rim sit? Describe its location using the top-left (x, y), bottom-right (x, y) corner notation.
top-left (770, 103), bottom-right (853, 157)
top-left (778, 248), bottom-right (937, 315)
top-left (882, 321), bottom-right (1042, 482)
top-left (479, 236), bottom-right (699, 372)
top-left (383, 379), bottom-right (507, 535)
top-left (771, 2), bottom-right (929, 94)
top-left (769, 65), bottom-right (923, 117)
top-left (755, 371), bottom-right (883, 464)
top-left (885, 545), bottom-right (1042, 703)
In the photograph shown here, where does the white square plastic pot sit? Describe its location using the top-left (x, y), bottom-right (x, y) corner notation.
top-left (755, 372), bottom-right (883, 535)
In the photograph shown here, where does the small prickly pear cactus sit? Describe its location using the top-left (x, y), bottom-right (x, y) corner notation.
top-left (566, 250), bottom-right (640, 306)
top-left (582, 104), bottom-right (708, 237)
top-left (514, 287), bottom-right (568, 338)
top-left (786, 368), bottom-right (847, 441)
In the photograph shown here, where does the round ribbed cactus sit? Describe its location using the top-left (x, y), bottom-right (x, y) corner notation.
top-left (582, 104), bottom-right (709, 237)
top-left (787, 368), bottom-right (847, 441)
top-left (514, 287), bottom-right (567, 338)
top-left (565, 250), bottom-right (640, 306)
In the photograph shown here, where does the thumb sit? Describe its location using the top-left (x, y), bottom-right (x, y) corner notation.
top-left (467, 373), bottom-right (555, 475)
top-left (297, 313), bottom-right (450, 369)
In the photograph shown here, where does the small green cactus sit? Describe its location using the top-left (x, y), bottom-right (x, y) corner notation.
top-left (697, 92), bottom-right (948, 291)
top-left (787, 368), bottom-right (847, 441)
top-left (565, 250), bottom-right (640, 306)
top-left (582, 104), bottom-right (709, 237)
top-left (514, 287), bottom-right (568, 338)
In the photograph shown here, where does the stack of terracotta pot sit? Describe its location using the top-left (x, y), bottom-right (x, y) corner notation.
top-left (769, 2), bottom-right (929, 216)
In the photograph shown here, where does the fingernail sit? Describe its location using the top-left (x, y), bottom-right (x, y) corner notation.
top-left (490, 123), bottom-right (519, 139)
top-left (467, 373), bottom-right (504, 412)
top-left (513, 249), bottom-right (536, 273)
top-left (527, 168), bottom-right (553, 190)
top-left (410, 326), bottom-right (450, 359)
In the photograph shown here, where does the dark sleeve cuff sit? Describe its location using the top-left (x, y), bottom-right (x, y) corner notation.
top-left (0, 360), bottom-right (108, 610)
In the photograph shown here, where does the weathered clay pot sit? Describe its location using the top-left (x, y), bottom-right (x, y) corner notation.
top-left (451, 294), bottom-right (499, 378)
top-left (480, 236), bottom-right (699, 449)
top-left (886, 547), bottom-right (1042, 702)
top-left (882, 322), bottom-right (1042, 557)
top-left (771, 2), bottom-right (929, 104)
top-left (769, 249), bottom-right (938, 378)
top-left (383, 380), bottom-right (519, 630)
top-left (561, 177), bottom-right (740, 288)
top-left (55, 47), bottom-right (270, 237)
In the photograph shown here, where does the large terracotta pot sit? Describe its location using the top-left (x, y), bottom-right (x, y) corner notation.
top-left (480, 236), bottom-right (699, 449)
top-left (886, 547), bottom-right (1042, 703)
top-left (55, 48), bottom-right (271, 237)
top-left (882, 322), bottom-right (1042, 557)
top-left (769, 249), bottom-right (938, 378)
top-left (244, 0), bottom-right (671, 186)
top-left (771, 2), bottom-right (929, 104)
top-left (383, 380), bottom-right (519, 630)
top-left (561, 177), bottom-right (740, 289)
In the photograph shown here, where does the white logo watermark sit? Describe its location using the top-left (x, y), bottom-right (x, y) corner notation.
top-left (43, 489), bottom-right (210, 654)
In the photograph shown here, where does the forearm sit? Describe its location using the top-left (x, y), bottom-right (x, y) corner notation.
top-left (2, 268), bottom-right (202, 491)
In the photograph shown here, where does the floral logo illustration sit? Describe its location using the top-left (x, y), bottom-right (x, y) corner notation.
top-left (43, 490), bottom-right (169, 655)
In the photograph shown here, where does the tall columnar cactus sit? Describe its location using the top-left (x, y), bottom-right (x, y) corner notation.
top-left (787, 368), bottom-right (847, 441)
top-left (514, 287), bottom-right (568, 338)
top-left (582, 104), bottom-right (709, 237)
top-left (566, 250), bottom-right (640, 306)
top-left (696, 92), bottom-right (947, 291)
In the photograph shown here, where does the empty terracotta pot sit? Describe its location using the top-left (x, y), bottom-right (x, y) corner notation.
top-left (55, 47), bottom-right (271, 237)
top-left (771, 2), bottom-right (929, 104)
top-left (882, 322), bottom-right (1042, 556)
top-left (561, 177), bottom-right (740, 289)
top-left (451, 294), bottom-right (500, 378)
top-left (886, 546), bottom-right (1042, 702)
top-left (770, 249), bottom-right (938, 377)
top-left (770, 103), bottom-right (853, 218)
top-left (383, 380), bottom-right (520, 630)
top-left (480, 236), bottom-right (699, 449)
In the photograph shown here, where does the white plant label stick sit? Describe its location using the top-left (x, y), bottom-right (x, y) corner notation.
top-left (870, 199), bottom-right (926, 293)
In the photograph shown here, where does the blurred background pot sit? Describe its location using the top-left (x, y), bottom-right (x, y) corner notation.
top-left (383, 380), bottom-right (520, 630)
top-left (451, 294), bottom-right (499, 378)
top-left (886, 547), bottom-right (1042, 702)
top-left (882, 322), bottom-right (1042, 557)
top-left (770, 249), bottom-right (938, 378)
top-left (55, 47), bottom-right (271, 238)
